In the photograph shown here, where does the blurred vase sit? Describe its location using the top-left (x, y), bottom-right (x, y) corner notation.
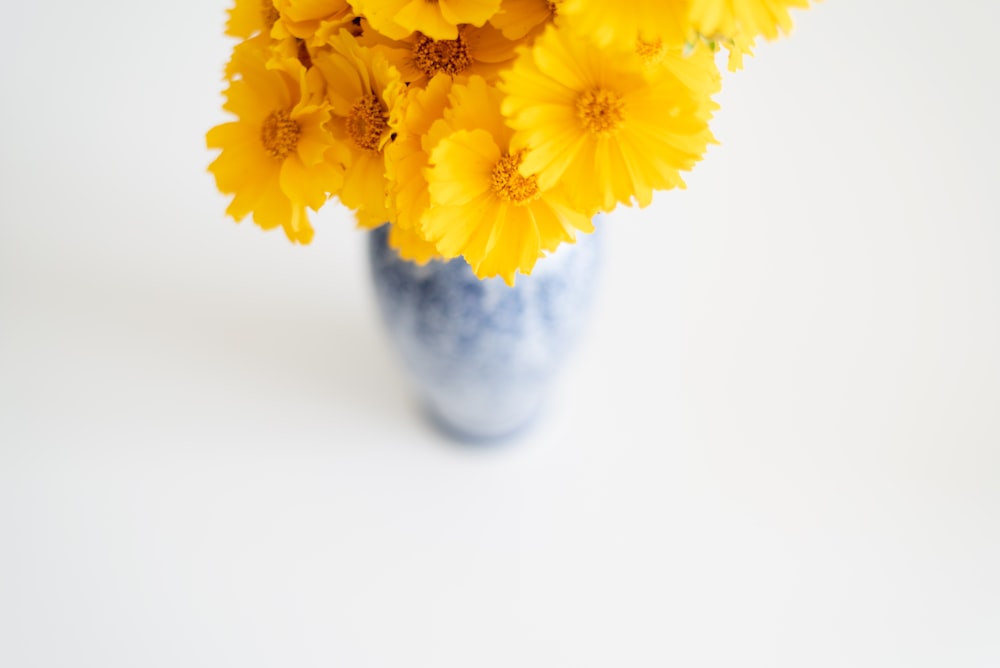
top-left (368, 224), bottom-right (601, 442)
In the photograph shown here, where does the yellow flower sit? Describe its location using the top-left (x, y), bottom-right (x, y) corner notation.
top-left (558, 0), bottom-right (689, 50)
top-left (688, 0), bottom-right (810, 42)
top-left (499, 25), bottom-right (717, 213)
top-left (488, 0), bottom-right (558, 41)
top-left (387, 226), bottom-right (442, 265)
top-left (273, 0), bottom-right (354, 41)
top-left (423, 76), bottom-right (593, 285)
top-left (223, 0), bottom-right (283, 81)
top-left (207, 45), bottom-right (345, 243)
top-left (226, 0), bottom-right (281, 39)
top-left (358, 21), bottom-right (517, 86)
top-left (638, 39), bottom-right (720, 122)
top-left (383, 73), bottom-right (454, 263)
top-left (267, 30), bottom-right (317, 71)
top-left (313, 31), bottom-right (405, 228)
top-left (349, 0), bottom-right (502, 41)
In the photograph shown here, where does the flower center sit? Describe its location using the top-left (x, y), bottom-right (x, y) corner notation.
top-left (576, 87), bottom-right (625, 134)
top-left (260, 109), bottom-right (300, 159)
top-left (491, 152), bottom-right (540, 205)
top-left (412, 32), bottom-right (472, 77)
top-left (262, 1), bottom-right (280, 30)
top-left (347, 95), bottom-right (389, 151)
top-left (635, 37), bottom-right (665, 65)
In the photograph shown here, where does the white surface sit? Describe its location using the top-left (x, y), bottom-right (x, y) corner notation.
top-left (2, 1), bottom-right (998, 666)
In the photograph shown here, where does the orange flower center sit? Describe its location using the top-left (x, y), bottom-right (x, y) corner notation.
top-left (576, 87), bottom-right (624, 134)
top-left (260, 109), bottom-right (300, 159)
top-left (635, 38), bottom-right (665, 65)
top-left (491, 152), bottom-right (540, 205)
top-left (347, 95), bottom-right (388, 151)
top-left (412, 32), bottom-right (472, 77)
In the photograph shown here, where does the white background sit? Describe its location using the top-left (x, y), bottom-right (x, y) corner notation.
top-left (2, 1), bottom-right (998, 666)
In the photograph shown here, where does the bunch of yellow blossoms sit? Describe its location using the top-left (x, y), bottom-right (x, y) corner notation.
top-left (208, 0), bottom-right (810, 284)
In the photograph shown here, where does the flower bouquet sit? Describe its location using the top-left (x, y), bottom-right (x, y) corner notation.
top-left (207, 0), bottom-right (812, 439)
top-left (207, 0), bottom-right (811, 286)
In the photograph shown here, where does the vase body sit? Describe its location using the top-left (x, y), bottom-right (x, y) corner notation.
top-left (368, 225), bottom-right (601, 441)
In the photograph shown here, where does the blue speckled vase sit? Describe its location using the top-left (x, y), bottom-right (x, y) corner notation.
top-left (368, 225), bottom-right (601, 441)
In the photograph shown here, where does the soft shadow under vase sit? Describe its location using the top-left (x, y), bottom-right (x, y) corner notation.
top-left (368, 225), bottom-right (601, 441)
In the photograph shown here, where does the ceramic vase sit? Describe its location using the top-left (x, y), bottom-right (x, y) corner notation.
top-left (368, 225), bottom-right (601, 441)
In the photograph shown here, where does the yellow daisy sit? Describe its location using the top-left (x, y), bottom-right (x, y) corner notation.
top-left (383, 73), bottom-right (454, 263)
top-left (688, 0), bottom-right (810, 42)
top-left (348, 0), bottom-right (502, 41)
top-left (273, 0), bottom-right (354, 41)
top-left (226, 0), bottom-right (281, 39)
top-left (636, 38), bottom-right (721, 122)
top-left (499, 25), bottom-right (717, 213)
top-left (207, 46), bottom-right (345, 243)
top-left (358, 21), bottom-right (517, 86)
top-left (266, 30), bottom-right (318, 71)
top-left (488, 0), bottom-right (558, 41)
top-left (223, 0), bottom-right (283, 80)
top-left (387, 226), bottom-right (442, 265)
top-left (558, 0), bottom-right (689, 50)
top-left (312, 31), bottom-right (405, 228)
top-left (423, 76), bottom-right (593, 285)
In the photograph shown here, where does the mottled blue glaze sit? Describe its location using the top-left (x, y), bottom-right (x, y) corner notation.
top-left (368, 225), bottom-right (601, 441)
